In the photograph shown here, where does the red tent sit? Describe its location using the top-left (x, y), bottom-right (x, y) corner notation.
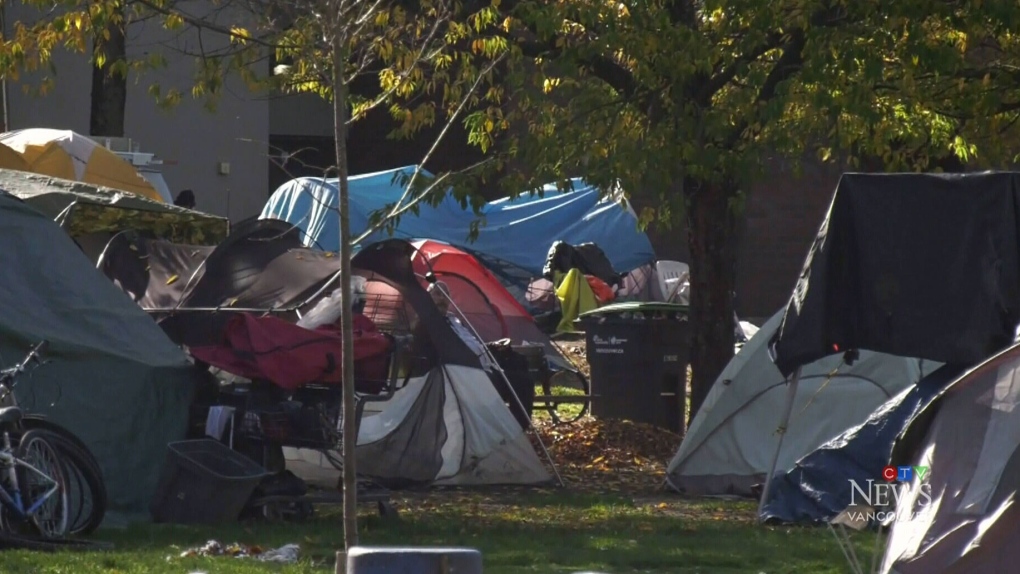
top-left (410, 239), bottom-right (550, 350)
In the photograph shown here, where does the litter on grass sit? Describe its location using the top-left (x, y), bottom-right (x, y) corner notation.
top-left (178, 540), bottom-right (301, 563)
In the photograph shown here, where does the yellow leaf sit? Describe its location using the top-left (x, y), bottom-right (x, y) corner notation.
top-left (591, 455), bottom-right (605, 464)
top-left (166, 275), bottom-right (179, 285)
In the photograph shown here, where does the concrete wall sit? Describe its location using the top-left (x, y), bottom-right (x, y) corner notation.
top-left (4, 3), bottom-right (269, 222)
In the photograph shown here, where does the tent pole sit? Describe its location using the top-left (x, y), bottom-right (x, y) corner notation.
top-left (757, 366), bottom-right (801, 518)
top-left (435, 287), bottom-right (565, 487)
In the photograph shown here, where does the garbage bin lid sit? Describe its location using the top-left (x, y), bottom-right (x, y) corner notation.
top-left (577, 301), bottom-right (689, 318)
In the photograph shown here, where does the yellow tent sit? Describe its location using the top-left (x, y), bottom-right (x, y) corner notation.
top-left (0, 128), bottom-right (165, 203)
top-left (0, 142), bottom-right (30, 172)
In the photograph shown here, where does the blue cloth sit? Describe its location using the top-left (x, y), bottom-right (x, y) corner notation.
top-left (260, 166), bottom-right (656, 276)
top-left (759, 363), bottom-right (966, 524)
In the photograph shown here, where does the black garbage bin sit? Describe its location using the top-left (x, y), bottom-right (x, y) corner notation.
top-left (577, 302), bottom-right (690, 434)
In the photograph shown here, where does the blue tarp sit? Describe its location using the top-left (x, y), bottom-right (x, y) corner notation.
top-left (260, 166), bottom-right (656, 276)
top-left (758, 363), bottom-right (966, 524)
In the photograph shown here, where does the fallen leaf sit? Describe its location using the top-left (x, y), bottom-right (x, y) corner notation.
top-left (167, 275), bottom-right (179, 285)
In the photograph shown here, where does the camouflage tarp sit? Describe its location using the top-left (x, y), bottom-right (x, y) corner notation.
top-left (0, 168), bottom-right (229, 245)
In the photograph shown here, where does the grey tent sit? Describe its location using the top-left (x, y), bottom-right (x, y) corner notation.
top-left (879, 342), bottom-right (1020, 573)
top-left (0, 190), bottom-right (197, 513)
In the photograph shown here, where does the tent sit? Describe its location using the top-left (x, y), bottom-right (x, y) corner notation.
top-left (879, 343), bottom-right (1020, 573)
top-left (409, 239), bottom-right (577, 370)
top-left (665, 310), bottom-right (934, 496)
top-left (260, 166), bottom-right (656, 276)
top-left (0, 190), bottom-right (198, 513)
top-left (0, 128), bottom-right (166, 202)
top-left (759, 363), bottom-right (960, 524)
top-left (100, 228), bottom-right (556, 487)
top-left (0, 168), bottom-right (228, 247)
top-left (770, 172), bottom-right (1020, 378)
top-left (290, 240), bottom-right (554, 487)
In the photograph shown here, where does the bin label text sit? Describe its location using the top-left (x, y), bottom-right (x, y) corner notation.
top-left (592, 334), bottom-right (627, 353)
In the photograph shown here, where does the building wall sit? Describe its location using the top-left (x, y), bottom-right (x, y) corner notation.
top-left (4, 4), bottom-right (269, 222)
top-left (636, 156), bottom-right (843, 322)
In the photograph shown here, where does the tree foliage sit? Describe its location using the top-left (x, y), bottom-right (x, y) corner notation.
top-left (459, 0), bottom-right (1020, 212)
top-left (8, 0), bottom-right (1020, 424)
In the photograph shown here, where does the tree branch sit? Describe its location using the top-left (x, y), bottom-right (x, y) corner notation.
top-left (697, 32), bottom-right (784, 106)
top-left (723, 29), bottom-right (807, 149)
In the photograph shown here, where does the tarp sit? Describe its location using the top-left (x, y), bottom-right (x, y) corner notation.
top-left (759, 363), bottom-right (963, 524)
top-left (771, 172), bottom-right (1020, 377)
top-left (666, 310), bottom-right (935, 496)
top-left (880, 343), bottom-right (1020, 573)
top-left (0, 190), bottom-right (197, 513)
top-left (260, 165), bottom-right (656, 275)
top-left (0, 168), bottom-right (228, 245)
top-left (98, 219), bottom-right (342, 346)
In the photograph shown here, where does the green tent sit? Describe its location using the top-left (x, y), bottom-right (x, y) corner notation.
top-left (0, 190), bottom-right (197, 514)
top-left (0, 168), bottom-right (228, 245)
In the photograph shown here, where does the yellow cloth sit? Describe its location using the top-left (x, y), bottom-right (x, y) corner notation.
top-left (554, 268), bottom-right (599, 333)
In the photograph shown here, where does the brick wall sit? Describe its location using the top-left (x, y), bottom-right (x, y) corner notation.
top-left (639, 157), bottom-right (844, 322)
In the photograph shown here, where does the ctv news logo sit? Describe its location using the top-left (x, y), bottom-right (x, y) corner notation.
top-left (846, 465), bottom-right (933, 523)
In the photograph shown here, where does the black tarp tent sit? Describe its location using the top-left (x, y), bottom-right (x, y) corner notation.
top-left (770, 171), bottom-right (1020, 377)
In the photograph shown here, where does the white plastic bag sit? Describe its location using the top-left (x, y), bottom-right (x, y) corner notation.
top-left (297, 277), bottom-right (367, 330)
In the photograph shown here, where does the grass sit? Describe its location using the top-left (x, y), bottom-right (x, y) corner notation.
top-left (532, 384), bottom-right (587, 423)
top-left (0, 490), bottom-right (879, 573)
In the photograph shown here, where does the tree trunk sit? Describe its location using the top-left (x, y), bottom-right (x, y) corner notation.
top-left (685, 178), bottom-right (738, 425)
top-left (332, 35), bottom-right (359, 549)
top-left (89, 14), bottom-right (127, 137)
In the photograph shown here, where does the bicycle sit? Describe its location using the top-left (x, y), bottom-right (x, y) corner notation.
top-left (0, 340), bottom-right (70, 539)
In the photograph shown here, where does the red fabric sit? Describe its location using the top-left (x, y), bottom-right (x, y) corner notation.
top-left (190, 313), bottom-right (392, 392)
top-left (316, 313), bottom-right (390, 387)
top-left (586, 275), bottom-right (616, 304)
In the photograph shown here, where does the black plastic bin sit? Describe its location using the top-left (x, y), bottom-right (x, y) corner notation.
top-left (577, 302), bottom-right (690, 434)
top-left (150, 439), bottom-right (271, 525)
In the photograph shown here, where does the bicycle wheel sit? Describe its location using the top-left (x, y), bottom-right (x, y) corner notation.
top-left (16, 425), bottom-right (107, 536)
top-left (541, 369), bottom-right (591, 424)
top-left (26, 430), bottom-right (104, 536)
top-left (14, 430), bottom-right (70, 539)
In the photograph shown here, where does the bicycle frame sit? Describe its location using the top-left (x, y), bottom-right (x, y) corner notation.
top-left (0, 340), bottom-right (59, 525)
top-left (0, 433), bottom-right (61, 518)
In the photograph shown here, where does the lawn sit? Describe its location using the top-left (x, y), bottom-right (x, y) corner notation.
top-left (1, 337), bottom-right (876, 573)
top-left (0, 488), bottom-right (877, 573)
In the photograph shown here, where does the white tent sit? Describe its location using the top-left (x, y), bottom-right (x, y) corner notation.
top-left (666, 310), bottom-right (935, 496)
top-left (284, 364), bottom-right (553, 487)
